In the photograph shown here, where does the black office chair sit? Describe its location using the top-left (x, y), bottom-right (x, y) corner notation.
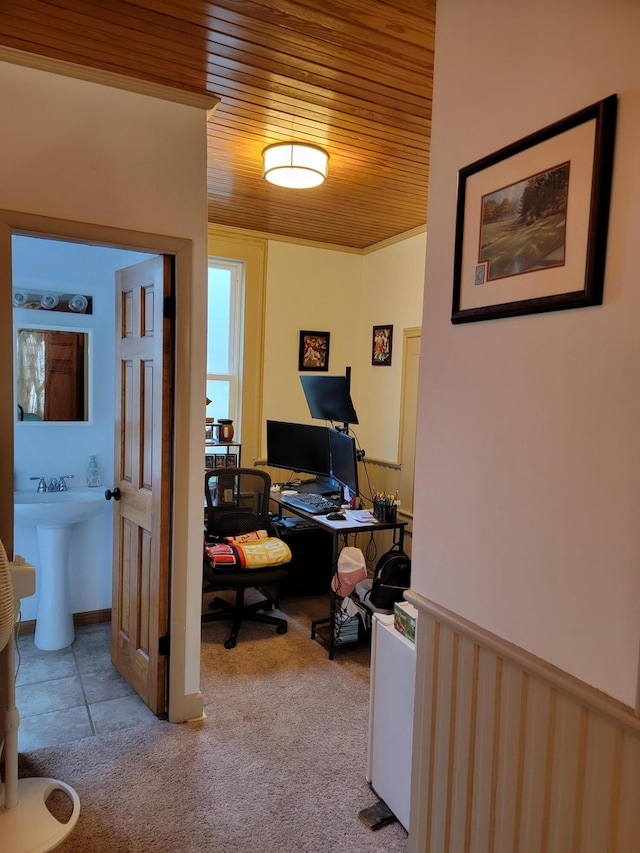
top-left (202, 467), bottom-right (291, 649)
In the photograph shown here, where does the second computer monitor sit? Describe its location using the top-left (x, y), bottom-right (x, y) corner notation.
top-left (266, 420), bottom-right (331, 479)
top-left (329, 428), bottom-right (359, 498)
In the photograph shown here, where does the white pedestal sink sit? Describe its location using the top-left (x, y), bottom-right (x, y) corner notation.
top-left (14, 488), bottom-right (108, 650)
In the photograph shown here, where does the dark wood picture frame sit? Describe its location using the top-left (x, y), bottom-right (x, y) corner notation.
top-left (298, 330), bottom-right (330, 371)
top-left (451, 95), bottom-right (617, 324)
top-left (372, 324), bottom-right (393, 366)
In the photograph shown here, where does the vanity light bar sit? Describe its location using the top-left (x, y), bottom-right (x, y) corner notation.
top-left (12, 290), bottom-right (92, 314)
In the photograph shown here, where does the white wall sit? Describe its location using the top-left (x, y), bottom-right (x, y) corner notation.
top-left (0, 60), bottom-right (210, 720)
top-left (413, 0), bottom-right (640, 706)
top-left (261, 234), bottom-right (426, 463)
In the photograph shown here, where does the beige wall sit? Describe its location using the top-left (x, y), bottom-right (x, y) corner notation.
top-left (360, 236), bottom-right (426, 462)
top-left (0, 60), bottom-right (210, 722)
top-left (413, 0), bottom-right (640, 707)
top-left (261, 234), bottom-right (426, 464)
top-left (262, 241), bottom-right (363, 443)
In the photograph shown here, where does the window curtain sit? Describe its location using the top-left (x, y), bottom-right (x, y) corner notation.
top-left (17, 329), bottom-right (45, 419)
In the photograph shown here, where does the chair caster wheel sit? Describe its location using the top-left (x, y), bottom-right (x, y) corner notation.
top-left (276, 625), bottom-right (287, 634)
top-left (224, 638), bottom-right (237, 649)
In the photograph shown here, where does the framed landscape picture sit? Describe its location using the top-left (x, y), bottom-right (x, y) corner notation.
top-left (451, 95), bottom-right (617, 323)
top-left (299, 330), bottom-right (330, 371)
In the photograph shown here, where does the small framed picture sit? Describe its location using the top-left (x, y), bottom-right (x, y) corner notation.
top-left (214, 453), bottom-right (235, 468)
top-left (299, 330), bottom-right (330, 371)
top-left (372, 325), bottom-right (393, 366)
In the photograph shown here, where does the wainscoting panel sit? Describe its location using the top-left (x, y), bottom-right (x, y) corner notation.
top-left (406, 593), bottom-right (640, 853)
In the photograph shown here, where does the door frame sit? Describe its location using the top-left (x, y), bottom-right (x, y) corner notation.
top-left (0, 209), bottom-right (205, 724)
top-left (397, 326), bottom-right (421, 522)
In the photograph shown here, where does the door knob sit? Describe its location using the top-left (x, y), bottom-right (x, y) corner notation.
top-left (105, 487), bottom-right (121, 501)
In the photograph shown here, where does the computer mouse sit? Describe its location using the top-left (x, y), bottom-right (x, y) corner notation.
top-left (327, 512), bottom-right (346, 521)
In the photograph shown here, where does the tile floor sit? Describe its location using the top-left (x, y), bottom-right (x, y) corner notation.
top-left (14, 621), bottom-right (158, 752)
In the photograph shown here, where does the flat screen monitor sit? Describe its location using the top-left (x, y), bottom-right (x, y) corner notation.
top-left (329, 428), bottom-right (359, 497)
top-left (266, 420), bottom-right (331, 479)
top-left (299, 375), bottom-right (359, 425)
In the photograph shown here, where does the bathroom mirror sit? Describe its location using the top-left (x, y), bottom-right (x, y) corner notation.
top-left (15, 326), bottom-right (90, 422)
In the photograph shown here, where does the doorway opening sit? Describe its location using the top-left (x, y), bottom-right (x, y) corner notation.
top-left (1, 212), bottom-right (204, 726)
top-left (13, 235), bottom-right (156, 608)
top-left (11, 234), bottom-right (171, 730)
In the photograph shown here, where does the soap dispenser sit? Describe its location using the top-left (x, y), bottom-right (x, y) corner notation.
top-left (87, 455), bottom-right (101, 487)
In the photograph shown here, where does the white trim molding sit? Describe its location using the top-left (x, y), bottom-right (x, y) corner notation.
top-left (0, 45), bottom-right (219, 115)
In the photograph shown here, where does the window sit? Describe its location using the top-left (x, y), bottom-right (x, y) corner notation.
top-left (206, 259), bottom-right (244, 438)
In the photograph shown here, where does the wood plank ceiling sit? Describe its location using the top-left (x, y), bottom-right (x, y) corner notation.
top-left (0, 1), bottom-right (435, 249)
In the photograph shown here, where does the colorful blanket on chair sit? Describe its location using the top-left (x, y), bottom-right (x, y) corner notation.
top-left (205, 530), bottom-right (291, 570)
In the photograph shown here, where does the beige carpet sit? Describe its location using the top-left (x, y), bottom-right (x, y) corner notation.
top-left (19, 594), bottom-right (409, 852)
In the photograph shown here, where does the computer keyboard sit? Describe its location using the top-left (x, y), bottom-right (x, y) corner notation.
top-left (281, 493), bottom-right (342, 515)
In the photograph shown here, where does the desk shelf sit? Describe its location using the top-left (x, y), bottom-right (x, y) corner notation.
top-left (311, 607), bottom-right (370, 658)
top-left (205, 440), bottom-right (241, 469)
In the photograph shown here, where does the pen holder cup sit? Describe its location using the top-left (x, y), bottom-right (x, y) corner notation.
top-left (373, 502), bottom-right (397, 523)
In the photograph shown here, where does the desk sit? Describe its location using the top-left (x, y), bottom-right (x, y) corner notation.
top-left (270, 487), bottom-right (407, 659)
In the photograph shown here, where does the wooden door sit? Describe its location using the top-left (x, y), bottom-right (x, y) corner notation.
top-left (43, 330), bottom-right (86, 421)
top-left (111, 256), bottom-right (172, 714)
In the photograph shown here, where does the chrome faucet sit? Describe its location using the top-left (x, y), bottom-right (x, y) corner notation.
top-left (30, 476), bottom-right (47, 493)
top-left (29, 475), bottom-right (75, 492)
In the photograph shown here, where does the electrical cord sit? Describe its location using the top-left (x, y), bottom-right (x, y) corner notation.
top-left (271, 475), bottom-right (303, 488)
top-left (14, 608), bottom-right (22, 681)
top-left (365, 532), bottom-right (378, 566)
top-left (345, 427), bottom-right (376, 508)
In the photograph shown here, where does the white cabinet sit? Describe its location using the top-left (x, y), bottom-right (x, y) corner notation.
top-left (367, 613), bottom-right (416, 831)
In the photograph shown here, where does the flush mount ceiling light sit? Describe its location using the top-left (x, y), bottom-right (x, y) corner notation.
top-left (262, 142), bottom-right (329, 189)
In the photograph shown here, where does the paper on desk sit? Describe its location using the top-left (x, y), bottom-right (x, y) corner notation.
top-left (345, 509), bottom-right (377, 524)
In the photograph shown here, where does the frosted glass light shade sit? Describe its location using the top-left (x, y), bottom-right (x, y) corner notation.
top-left (263, 142), bottom-right (329, 188)
top-left (40, 292), bottom-right (59, 309)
